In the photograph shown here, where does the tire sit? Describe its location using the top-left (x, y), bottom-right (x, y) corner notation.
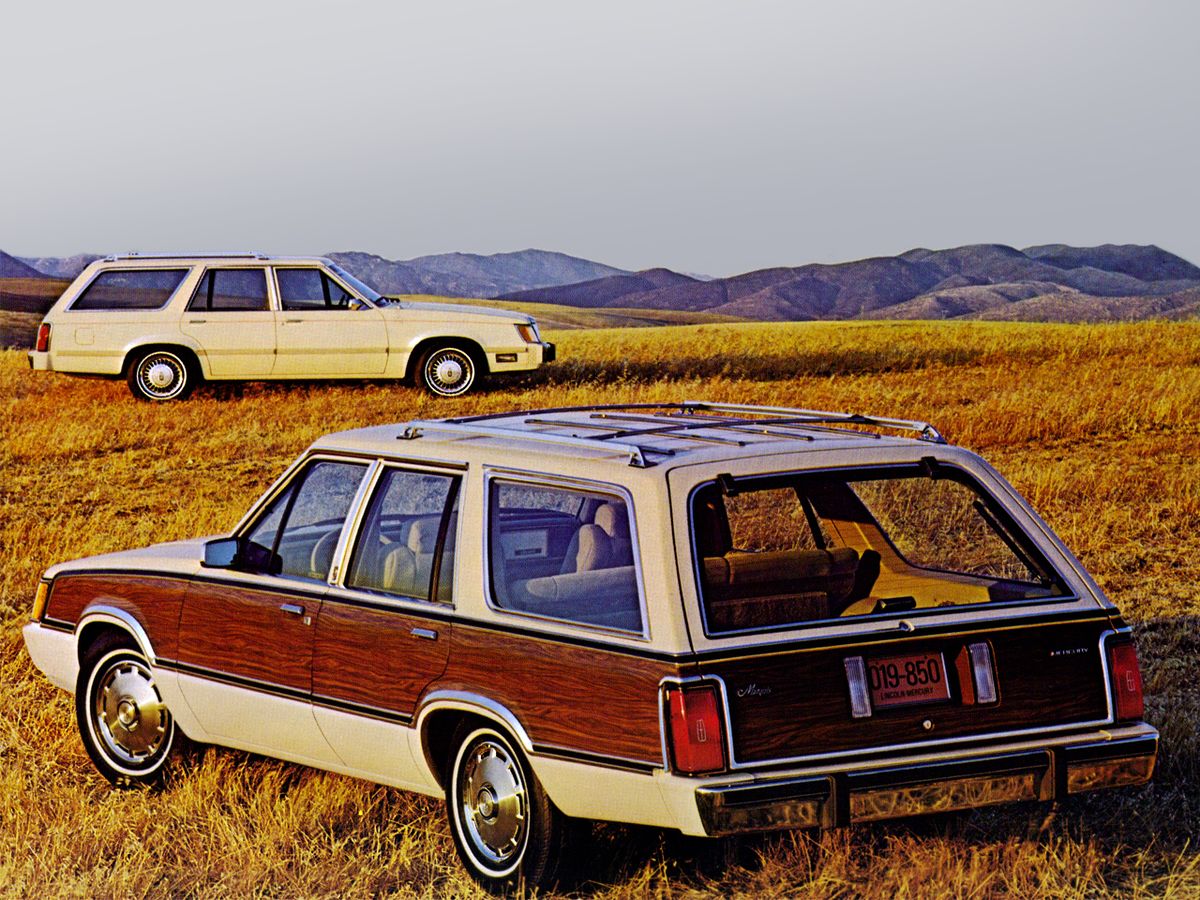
top-left (416, 345), bottom-right (478, 397)
top-left (126, 349), bottom-right (196, 402)
top-left (446, 724), bottom-right (572, 893)
top-left (75, 632), bottom-right (180, 788)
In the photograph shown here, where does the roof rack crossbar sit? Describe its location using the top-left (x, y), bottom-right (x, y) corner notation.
top-left (523, 418), bottom-right (747, 447)
top-left (398, 420), bottom-right (669, 467)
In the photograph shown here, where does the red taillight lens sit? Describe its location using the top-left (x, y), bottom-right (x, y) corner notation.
top-left (1108, 641), bottom-right (1145, 721)
top-left (666, 685), bottom-right (727, 774)
top-left (35, 323), bottom-right (51, 353)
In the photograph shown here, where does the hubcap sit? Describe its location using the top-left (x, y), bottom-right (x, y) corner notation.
top-left (434, 357), bottom-right (464, 385)
top-left (146, 362), bottom-right (175, 389)
top-left (459, 740), bottom-right (527, 866)
top-left (425, 349), bottom-right (474, 396)
top-left (94, 657), bottom-right (170, 766)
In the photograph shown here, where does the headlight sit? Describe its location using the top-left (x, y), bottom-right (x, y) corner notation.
top-left (515, 322), bottom-right (540, 344)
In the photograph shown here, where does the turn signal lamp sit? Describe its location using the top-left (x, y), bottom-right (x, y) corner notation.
top-left (31, 582), bottom-right (49, 622)
top-left (515, 323), bottom-right (539, 344)
top-left (666, 685), bottom-right (727, 774)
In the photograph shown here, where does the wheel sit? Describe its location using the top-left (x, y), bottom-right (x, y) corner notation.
top-left (126, 349), bottom-right (196, 402)
top-left (417, 345), bottom-right (478, 397)
top-left (75, 633), bottom-right (179, 787)
top-left (447, 724), bottom-right (572, 892)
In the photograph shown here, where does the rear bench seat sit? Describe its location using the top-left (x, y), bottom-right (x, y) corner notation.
top-left (702, 547), bottom-right (861, 630)
top-left (509, 566), bottom-right (641, 632)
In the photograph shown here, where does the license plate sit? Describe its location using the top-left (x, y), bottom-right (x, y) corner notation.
top-left (867, 651), bottom-right (950, 709)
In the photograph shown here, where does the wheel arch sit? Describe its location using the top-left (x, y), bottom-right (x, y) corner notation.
top-left (76, 607), bottom-right (157, 666)
top-left (121, 341), bottom-right (207, 380)
top-left (416, 692), bottom-right (533, 788)
top-left (404, 336), bottom-right (490, 383)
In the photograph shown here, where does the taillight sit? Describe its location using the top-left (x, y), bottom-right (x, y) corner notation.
top-left (35, 323), bottom-right (51, 353)
top-left (1108, 640), bottom-right (1145, 721)
top-left (665, 684), bottom-right (727, 774)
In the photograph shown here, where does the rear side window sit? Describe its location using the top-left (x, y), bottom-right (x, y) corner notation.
top-left (276, 268), bottom-right (355, 310)
top-left (188, 268), bottom-right (269, 311)
top-left (70, 269), bottom-right (189, 310)
top-left (488, 479), bottom-right (642, 633)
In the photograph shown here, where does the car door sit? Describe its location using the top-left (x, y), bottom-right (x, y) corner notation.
top-left (272, 266), bottom-right (388, 376)
top-left (311, 464), bottom-right (460, 784)
top-left (180, 267), bottom-right (276, 377)
top-left (176, 458), bottom-right (371, 763)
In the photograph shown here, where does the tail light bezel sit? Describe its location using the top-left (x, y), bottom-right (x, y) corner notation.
top-left (1107, 636), bottom-right (1146, 722)
top-left (661, 678), bottom-right (729, 776)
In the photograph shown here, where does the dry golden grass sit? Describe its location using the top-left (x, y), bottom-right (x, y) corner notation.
top-left (2, 319), bottom-right (1198, 897)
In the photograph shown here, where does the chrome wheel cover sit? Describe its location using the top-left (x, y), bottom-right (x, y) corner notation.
top-left (423, 348), bottom-right (474, 396)
top-left (91, 654), bottom-right (171, 768)
top-left (135, 352), bottom-right (187, 400)
top-left (458, 737), bottom-right (529, 869)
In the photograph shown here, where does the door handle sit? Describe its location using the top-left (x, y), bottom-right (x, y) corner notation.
top-left (411, 627), bottom-right (438, 641)
top-left (280, 603), bottom-right (305, 616)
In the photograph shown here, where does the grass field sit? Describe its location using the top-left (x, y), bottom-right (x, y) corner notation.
top-left (2, 320), bottom-right (1198, 897)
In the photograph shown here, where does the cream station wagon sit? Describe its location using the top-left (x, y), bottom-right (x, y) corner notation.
top-left (27, 252), bottom-right (555, 399)
top-left (23, 403), bottom-right (1156, 890)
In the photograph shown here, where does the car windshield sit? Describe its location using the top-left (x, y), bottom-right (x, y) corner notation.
top-left (691, 464), bottom-right (1068, 635)
top-left (328, 263), bottom-right (385, 304)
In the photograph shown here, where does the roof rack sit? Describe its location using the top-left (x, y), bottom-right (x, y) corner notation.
top-left (397, 402), bottom-right (945, 467)
top-left (103, 251), bottom-right (269, 261)
top-left (399, 420), bottom-right (662, 468)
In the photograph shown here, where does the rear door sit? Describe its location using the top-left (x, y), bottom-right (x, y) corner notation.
top-left (674, 458), bottom-right (1115, 765)
top-left (272, 266), bottom-right (388, 376)
top-left (180, 267), bottom-right (276, 377)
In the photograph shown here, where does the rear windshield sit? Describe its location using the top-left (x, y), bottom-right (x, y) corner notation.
top-left (70, 269), bottom-right (189, 311)
top-left (691, 465), bottom-right (1068, 635)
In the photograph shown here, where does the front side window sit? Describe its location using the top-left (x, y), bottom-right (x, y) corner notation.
top-left (187, 268), bottom-right (269, 311)
top-left (246, 460), bottom-right (368, 581)
top-left (693, 466), bottom-right (1067, 635)
top-left (276, 268), bottom-right (356, 311)
top-left (488, 479), bottom-right (641, 633)
top-left (70, 269), bottom-right (189, 310)
top-left (347, 468), bottom-right (460, 602)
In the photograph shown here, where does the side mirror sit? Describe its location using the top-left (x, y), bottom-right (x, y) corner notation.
top-left (202, 537), bottom-right (239, 568)
top-left (202, 536), bottom-right (282, 575)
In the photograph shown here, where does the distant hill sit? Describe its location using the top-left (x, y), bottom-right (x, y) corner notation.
top-left (516, 243), bottom-right (1200, 322)
top-left (18, 253), bottom-right (101, 280)
top-left (326, 249), bottom-right (629, 298)
top-left (498, 268), bottom-right (699, 307)
top-left (0, 252), bottom-right (47, 280)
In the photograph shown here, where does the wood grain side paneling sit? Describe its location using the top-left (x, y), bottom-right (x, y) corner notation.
top-left (313, 600), bottom-right (451, 716)
top-left (708, 618), bottom-right (1112, 763)
top-left (440, 624), bottom-right (684, 764)
top-left (177, 580), bottom-right (318, 691)
top-left (46, 573), bottom-right (187, 658)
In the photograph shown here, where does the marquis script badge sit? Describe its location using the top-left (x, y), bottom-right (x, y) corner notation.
top-left (737, 683), bottom-right (772, 698)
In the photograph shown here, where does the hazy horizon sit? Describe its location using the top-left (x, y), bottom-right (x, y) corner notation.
top-left (2, 1), bottom-right (1198, 277)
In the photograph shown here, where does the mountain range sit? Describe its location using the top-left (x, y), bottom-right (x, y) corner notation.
top-left (6, 243), bottom-right (1200, 323)
top-left (499, 243), bottom-right (1200, 322)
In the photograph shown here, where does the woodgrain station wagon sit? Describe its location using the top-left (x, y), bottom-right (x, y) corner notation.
top-left (27, 252), bottom-right (555, 400)
top-left (23, 402), bottom-right (1157, 890)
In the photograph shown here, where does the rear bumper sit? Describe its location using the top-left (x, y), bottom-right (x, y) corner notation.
top-left (28, 350), bottom-right (51, 371)
top-left (694, 726), bottom-right (1158, 836)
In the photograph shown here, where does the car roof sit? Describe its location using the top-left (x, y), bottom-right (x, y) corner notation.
top-left (310, 402), bottom-right (949, 472)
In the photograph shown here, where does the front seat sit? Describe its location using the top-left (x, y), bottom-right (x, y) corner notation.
top-left (560, 524), bottom-right (612, 574)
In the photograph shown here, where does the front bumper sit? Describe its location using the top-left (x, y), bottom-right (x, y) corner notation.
top-left (694, 728), bottom-right (1158, 835)
top-left (541, 341), bottom-right (556, 363)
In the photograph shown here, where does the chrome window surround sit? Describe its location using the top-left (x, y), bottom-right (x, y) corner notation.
top-left (686, 460), bottom-right (1080, 641)
top-left (65, 266), bottom-right (192, 313)
top-left (269, 265), bottom-right (377, 311)
top-left (481, 468), bottom-right (651, 641)
top-left (331, 461), bottom-right (466, 609)
top-left (658, 628), bottom-right (1122, 774)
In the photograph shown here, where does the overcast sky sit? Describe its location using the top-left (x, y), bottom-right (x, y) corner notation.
top-left (2, 1), bottom-right (1197, 275)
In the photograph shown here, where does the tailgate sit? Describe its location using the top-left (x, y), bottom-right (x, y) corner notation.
top-left (701, 613), bottom-right (1114, 765)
